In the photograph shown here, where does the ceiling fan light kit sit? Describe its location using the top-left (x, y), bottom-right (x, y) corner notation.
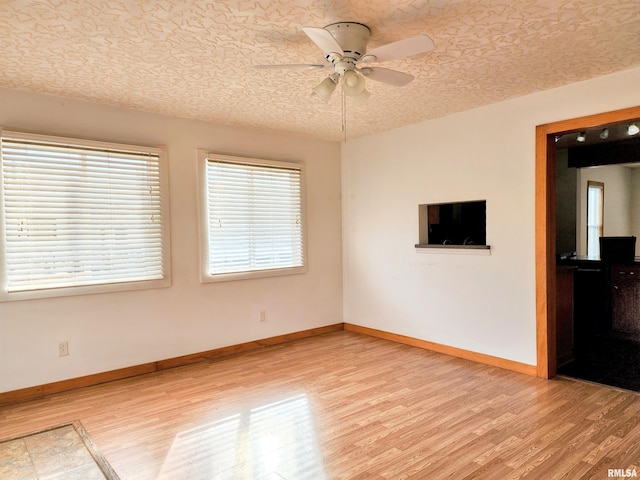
top-left (341, 69), bottom-right (366, 96)
top-left (312, 75), bottom-right (338, 103)
top-left (351, 89), bottom-right (371, 106)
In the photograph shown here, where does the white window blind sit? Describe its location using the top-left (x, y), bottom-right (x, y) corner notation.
top-left (0, 133), bottom-right (167, 294)
top-left (204, 157), bottom-right (304, 277)
top-left (587, 181), bottom-right (604, 259)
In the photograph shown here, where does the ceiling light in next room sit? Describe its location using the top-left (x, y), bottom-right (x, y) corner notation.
top-left (628, 123), bottom-right (640, 135)
top-left (576, 131), bottom-right (586, 142)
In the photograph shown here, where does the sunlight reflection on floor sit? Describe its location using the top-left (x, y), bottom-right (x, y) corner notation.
top-left (157, 393), bottom-right (325, 479)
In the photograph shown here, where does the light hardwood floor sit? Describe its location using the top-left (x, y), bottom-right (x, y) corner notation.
top-left (1, 331), bottom-right (639, 479)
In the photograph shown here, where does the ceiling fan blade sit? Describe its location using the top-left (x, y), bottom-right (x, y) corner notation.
top-left (360, 67), bottom-right (414, 87)
top-left (254, 64), bottom-right (327, 70)
top-left (362, 35), bottom-right (435, 63)
top-left (302, 26), bottom-right (344, 55)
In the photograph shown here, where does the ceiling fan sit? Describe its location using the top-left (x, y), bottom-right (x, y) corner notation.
top-left (255, 22), bottom-right (435, 104)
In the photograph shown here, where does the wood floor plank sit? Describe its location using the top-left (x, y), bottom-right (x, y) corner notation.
top-left (0, 331), bottom-right (638, 479)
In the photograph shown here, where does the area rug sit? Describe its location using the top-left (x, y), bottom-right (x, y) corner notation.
top-left (0, 421), bottom-right (120, 480)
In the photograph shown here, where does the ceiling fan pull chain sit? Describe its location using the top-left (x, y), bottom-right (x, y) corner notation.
top-left (342, 90), bottom-right (347, 142)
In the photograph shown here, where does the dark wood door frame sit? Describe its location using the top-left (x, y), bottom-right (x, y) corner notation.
top-left (535, 105), bottom-right (640, 379)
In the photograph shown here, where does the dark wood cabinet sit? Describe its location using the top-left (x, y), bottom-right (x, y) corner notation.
top-left (611, 265), bottom-right (640, 335)
top-left (556, 266), bottom-right (576, 367)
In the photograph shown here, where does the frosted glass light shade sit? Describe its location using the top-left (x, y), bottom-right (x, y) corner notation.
top-left (312, 77), bottom-right (337, 103)
top-left (350, 89), bottom-right (370, 105)
top-left (342, 70), bottom-right (365, 96)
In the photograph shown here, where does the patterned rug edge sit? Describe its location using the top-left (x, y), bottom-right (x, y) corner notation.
top-left (0, 420), bottom-right (120, 480)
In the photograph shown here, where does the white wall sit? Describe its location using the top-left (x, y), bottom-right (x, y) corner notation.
top-left (0, 89), bottom-right (343, 392)
top-left (576, 165), bottom-right (633, 256)
top-left (342, 66), bottom-right (640, 366)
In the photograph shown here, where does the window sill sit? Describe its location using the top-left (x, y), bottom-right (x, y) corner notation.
top-left (414, 244), bottom-right (491, 255)
top-left (415, 244), bottom-right (490, 250)
top-left (201, 265), bottom-right (307, 283)
top-left (0, 277), bottom-right (171, 302)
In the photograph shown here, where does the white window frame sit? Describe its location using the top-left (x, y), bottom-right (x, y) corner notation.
top-left (586, 180), bottom-right (604, 259)
top-left (0, 130), bottom-right (172, 301)
top-left (197, 150), bottom-right (307, 283)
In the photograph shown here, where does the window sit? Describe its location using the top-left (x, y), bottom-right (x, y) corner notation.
top-left (198, 152), bottom-right (306, 282)
top-left (0, 131), bottom-right (171, 300)
top-left (586, 180), bottom-right (604, 259)
top-left (418, 200), bottom-right (488, 247)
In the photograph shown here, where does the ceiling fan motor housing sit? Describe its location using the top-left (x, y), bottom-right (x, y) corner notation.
top-left (324, 22), bottom-right (371, 63)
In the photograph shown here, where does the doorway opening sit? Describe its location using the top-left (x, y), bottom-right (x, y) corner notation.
top-left (536, 105), bottom-right (640, 392)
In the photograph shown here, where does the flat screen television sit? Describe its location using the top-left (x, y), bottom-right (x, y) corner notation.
top-left (425, 200), bottom-right (486, 246)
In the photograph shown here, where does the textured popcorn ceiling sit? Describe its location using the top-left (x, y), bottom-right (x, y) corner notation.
top-left (1, 1), bottom-right (639, 142)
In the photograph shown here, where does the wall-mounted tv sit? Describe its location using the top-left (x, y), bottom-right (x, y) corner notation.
top-left (419, 200), bottom-right (487, 247)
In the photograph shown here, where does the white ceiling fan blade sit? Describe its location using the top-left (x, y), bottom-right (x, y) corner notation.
top-left (362, 35), bottom-right (434, 63)
top-left (254, 64), bottom-right (326, 70)
top-left (302, 26), bottom-right (344, 55)
top-left (360, 67), bottom-right (414, 87)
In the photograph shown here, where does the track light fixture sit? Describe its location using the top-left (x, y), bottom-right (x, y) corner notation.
top-left (628, 123), bottom-right (639, 136)
top-left (599, 128), bottom-right (609, 140)
top-left (576, 131), bottom-right (586, 142)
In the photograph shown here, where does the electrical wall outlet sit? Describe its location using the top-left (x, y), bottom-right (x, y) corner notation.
top-left (259, 310), bottom-right (266, 322)
top-left (58, 341), bottom-right (69, 357)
